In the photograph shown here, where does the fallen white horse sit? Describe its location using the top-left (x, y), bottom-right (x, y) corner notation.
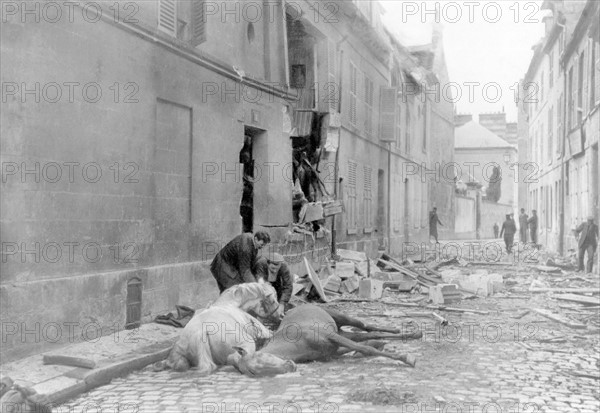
top-left (155, 281), bottom-right (283, 375)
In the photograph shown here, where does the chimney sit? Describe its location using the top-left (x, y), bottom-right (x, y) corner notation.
top-left (455, 114), bottom-right (472, 127)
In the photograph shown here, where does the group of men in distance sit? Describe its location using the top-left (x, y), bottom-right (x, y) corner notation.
top-left (493, 209), bottom-right (540, 254)
top-left (209, 231), bottom-right (293, 315)
top-left (495, 209), bottom-right (598, 274)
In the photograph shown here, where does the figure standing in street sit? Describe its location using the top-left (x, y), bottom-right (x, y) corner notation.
top-left (254, 252), bottom-right (293, 314)
top-left (493, 222), bottom-right (499, 239)
top-left (528, 210), bottom-right (538, 248)
top-left (574, 216), bottom-right (598, 273)
top-left (429, 207), bottom-right (443, 243)
top-left (499, 214), bottom-right (517, 254)
top-left (519, 208), bottom-right (528, 243)
top-left (210, 231), bottom-right (271, 293)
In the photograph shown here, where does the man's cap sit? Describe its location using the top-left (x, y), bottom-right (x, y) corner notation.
top-left (506, 214), bottom-right (510, 218)
top-left (267, 253), bottom-right (285, 263)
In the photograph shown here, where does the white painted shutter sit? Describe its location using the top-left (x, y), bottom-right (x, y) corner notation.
top-left (379, 87), bottom-right (397, 142)
top-left (191, 0), bottom-right (206, 46)
top-left (158, 0), bottom-right (177, 37)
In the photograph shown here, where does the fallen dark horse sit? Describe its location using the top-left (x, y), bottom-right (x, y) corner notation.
top-left (228, 304), bottom-right (419, 376)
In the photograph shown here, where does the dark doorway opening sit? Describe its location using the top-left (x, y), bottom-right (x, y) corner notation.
top-left (240, 131), bottom-right (254, 233)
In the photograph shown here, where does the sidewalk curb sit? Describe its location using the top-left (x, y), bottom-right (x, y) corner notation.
top-left (35, 339), bottom-right (175, 406)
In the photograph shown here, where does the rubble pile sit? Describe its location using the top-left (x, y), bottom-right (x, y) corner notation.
top-left (291, 250), bottom-right (508, 305)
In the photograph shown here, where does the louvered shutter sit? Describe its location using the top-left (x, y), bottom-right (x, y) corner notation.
top-left (363, 166), bottom-right (373, 229)
top-left (191, 0), bottom-right (206, 46)
top-left (158, 0), bottom-right (177, 37)
top-left (328, 40), bottom-right (338, 112)
top-left (349, 64), bottom-right (357, 126)
top-left (379, 87), bottom-right (397, 142)
top-left (347, 160), bottom-right (358, 233)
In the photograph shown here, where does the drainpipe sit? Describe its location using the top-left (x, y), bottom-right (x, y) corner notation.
top-left (387, 143), bottom-right (392, 253)
top-left (558, 28), bottom-right (567, 256)
top-left (331, 37), bottom-right (348, 257)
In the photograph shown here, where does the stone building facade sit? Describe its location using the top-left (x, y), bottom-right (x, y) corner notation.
top-left (0, 0), bottom-right (456, 360)
top-left (520, 0), bottom-right (598, 256)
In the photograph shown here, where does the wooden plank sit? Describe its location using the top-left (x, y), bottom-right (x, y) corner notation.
top-left (378, 259), bottom-right (429, 287)
top-left (304, 257), bottom-right (329, 302)
top-left (533, 308), bottom-right (587, 329)
top-left (554, 294), bottom-right (600, 306)
top-left (424, 305), bottom-right (489, 315)
top-left (529, 287), bottom-right (600, 294)
top-left (43, 355), bottom-right (96, 369)
top-left (337, 249), bottom-right (367, 262)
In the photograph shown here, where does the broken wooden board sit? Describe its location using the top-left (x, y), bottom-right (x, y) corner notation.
top-left (533, 265), bottom-right (562, 273)
top-left (377, 259), bottom-right (429, 286)
top-left (43, 355), bottom-right (96, 369)
top-left (304, 257), bottom-right (329, 302)
top-left (424, 305), bottom-right (489, 315)
top-left (533, 308), bottom-right (587, 329)
top-left (529, 287), bottom-right (600, 294)
top-left (554, 294), bottom-right (600, 306)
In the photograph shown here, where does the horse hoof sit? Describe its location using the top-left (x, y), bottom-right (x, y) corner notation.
top-left (406, 355), bottom-right (416, 367)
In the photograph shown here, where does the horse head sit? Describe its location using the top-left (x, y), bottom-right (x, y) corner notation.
top-left (216, 281), bottom-right (282, 321)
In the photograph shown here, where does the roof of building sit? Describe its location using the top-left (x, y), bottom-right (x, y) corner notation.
top-left (455, 121), bottom-right (515, 149)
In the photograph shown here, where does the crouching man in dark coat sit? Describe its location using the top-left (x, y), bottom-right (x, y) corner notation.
top-left (254, 252), bottom-right (293, 315)
top-left (210, 231), bottom-right (271, 293)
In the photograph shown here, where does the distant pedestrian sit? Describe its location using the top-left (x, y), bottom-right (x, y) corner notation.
top-left (528, 210), bottom-right (538, 247)
top-left (499, 214), bottom-right (517, 254)
top-left (574, 216), bottom-right (598, 273)
top-left (519, 208), bottom-right (528, 243)
top-left (210, 231), bottom-right (271, 293)
top-left (493, 222), bottom-right (499, 238)
top-left (429, 207), bottom-right (443, 243)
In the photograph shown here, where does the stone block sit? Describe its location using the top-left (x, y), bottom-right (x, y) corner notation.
top-left (334, 262), bottom-right (355, 279)
top-left (336, 249), bottom-right (368, 262)
top-left (358, 279), bottom-right (383, 300)
top-left (429, 284), bottom-right (461, 305)
top-left (323, 275), bottom-right (342, 293)
top-left (488, 273), bottom-right (504, 293)
top-left (343, 274), bottom-right (360, 293)
top-left (440, 269), bottom-right (464, 283)
top-left (354, 260), bottom-right (369, 277)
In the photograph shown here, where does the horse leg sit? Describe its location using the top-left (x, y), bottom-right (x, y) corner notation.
top-left (339, 331), bottom-right (423, 342)
top-left (326, 333), bottom-right (416, 367)
top-left (334, 339), bottom-right (386, 357)
top-left (321, 307), bottom-right (401, 334)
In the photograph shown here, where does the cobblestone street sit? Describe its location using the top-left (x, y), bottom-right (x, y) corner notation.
top-left (58, 261), bottom-right (600, 413)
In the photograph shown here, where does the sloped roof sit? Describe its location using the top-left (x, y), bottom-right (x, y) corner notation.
top-left (455, 121), bottom-right (514, 149)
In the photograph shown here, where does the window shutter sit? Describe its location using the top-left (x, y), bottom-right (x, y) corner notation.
top-left (158, 0), bottom-right (177, 37)
top-left (328, 40), bottom-right (338, 112)
top-left (191, 0), bottom-right (206, 46)
top-left (347, 160), bottom-right (358, 232)
top-left (349, 64), bottom-right (357, 126)
top-left (379, 87), bottom-right (397, 142)
top-left (363, 166), bottom-right (373, 229)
